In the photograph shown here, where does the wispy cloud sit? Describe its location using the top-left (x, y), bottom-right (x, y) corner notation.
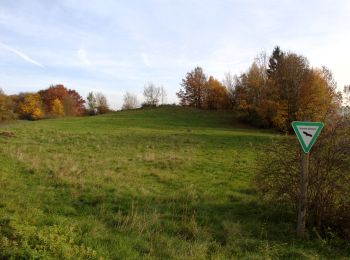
top-left (1, 0), bottom-right (350, 108)
top-left (0, 41), bottom-right (44, 68)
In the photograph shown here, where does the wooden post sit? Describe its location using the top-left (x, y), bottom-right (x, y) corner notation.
top-left (297, 150), bottom-right (309, 237)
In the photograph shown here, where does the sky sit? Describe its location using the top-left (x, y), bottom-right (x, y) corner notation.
top-left (0, 0), bottom-right (349, 109)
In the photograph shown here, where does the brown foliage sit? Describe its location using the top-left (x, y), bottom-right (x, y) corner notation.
top-left (95, 92), bottom-right (109, 114)
top-left (39, 85), bottom-right (85, 116)
top-left (177, 67), bottom-right (230, 110)
top-left (205, 76), bottom-right (230, 110)
top-left (255, 115), bottom-right (350, 239)
top-left (177, 67), bottom-right (207, 108)
top-left (233, 47), bottom-right (340, 131)
top-left (0, 89), bottom-right (16, 122)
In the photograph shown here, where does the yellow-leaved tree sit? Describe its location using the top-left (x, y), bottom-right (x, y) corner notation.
top-left (50, 98), bottom-right (64, 117)
top-left (17, 93), bottom-right (44, 120)
top-left (0, 89), bottom-right (16, 122)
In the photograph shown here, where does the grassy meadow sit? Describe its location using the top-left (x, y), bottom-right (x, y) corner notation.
top-left (0, 106), bottom-right (349, 259)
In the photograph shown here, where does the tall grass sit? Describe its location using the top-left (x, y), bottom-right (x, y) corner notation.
top-left (0, 107), bottom-right (349, 258)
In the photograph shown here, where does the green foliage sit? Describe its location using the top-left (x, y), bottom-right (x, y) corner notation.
top-left (0, 107), bottom-right (349, 258)
top-left (86, 92), bottom-right (97, 115)
top-left (0, 218), bottom-right (97, 259)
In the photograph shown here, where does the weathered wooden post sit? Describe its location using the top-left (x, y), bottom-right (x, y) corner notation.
top-left (297, 150), bottom-right (309, 237)
top-left (291, 121), bottom-right (323, 238)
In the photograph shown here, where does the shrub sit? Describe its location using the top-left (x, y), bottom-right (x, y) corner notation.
top-left (255, 115), bottom-right (350, 239)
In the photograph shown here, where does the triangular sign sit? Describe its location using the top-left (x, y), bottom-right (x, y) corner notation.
top-left (291, 121), bottom-right (324, 153)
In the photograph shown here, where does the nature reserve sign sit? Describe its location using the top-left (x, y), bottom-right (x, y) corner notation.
top-left (291, 121), bottom-right (324, 153)
top-left (291, 121), bottom-right (324, 237)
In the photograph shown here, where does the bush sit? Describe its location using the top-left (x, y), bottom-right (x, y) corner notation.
top-left (255, 115), bottom-right (350, 239)
top-left (17, 93), bottom-right (44, 120)
top-left (141, 102), bottom-right (157, 108)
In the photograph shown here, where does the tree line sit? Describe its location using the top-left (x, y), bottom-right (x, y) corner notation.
top-left (121, 83), bottom-right (167, 110)
top-left (1, 46), bottom-right (349, 126)
top-left (177, 46), bottom-right (347, 132)
top-left (0, 82), bottom-right (169, 122)
top-left (0, 85), bottom-right (110, 121)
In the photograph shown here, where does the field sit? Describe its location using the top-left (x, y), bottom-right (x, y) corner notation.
top-left (0, 106), bottom-right (349, 259)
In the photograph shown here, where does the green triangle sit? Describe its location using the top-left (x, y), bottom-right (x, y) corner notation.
top-left (291, 121), bottom-right (324, 153)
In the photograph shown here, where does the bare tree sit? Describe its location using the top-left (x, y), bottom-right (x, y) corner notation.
top-left (223, 72), bottom-right (236, 108)
top-left (122, 92), bottom-right (138, 110)
top-left (160, 85), bottom-right (167, 105)
top-left (95, 92), bottom-right (109, 114)
top-left (143, 82), bottom-right (161, 106)
top-left (344, 85), bottom-right (350, 106)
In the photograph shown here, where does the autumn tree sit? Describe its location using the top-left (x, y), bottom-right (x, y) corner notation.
top-left (17, 93), bottom-right (44, 120)
top-left (50, 98), bottom-right (64, 117)
top-left (234, 60), bottom-right (270, 127)
top-left (205, 76), bottom-right (230, 110)
top-left (233, 47), bottom-right (340, 131)
top-left (95, 92), bottom-right (109, 114)
top-left (66, 89), bottom-right (86, 116)
top-left (39, 85), bottom-right (85, 117)
top-left (296, 67), bottom-right (339, 122)
top-left (177, 67), bottom-right (207, 108)
top-left (143, 82), bottom-right (161, 106)
top-left (122, 92), bottom-right (138, 110)
top-left (0, 89), bottom-right (16, 122)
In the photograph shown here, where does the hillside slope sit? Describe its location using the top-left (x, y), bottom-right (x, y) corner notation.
top-left (0, 107), bottom-right (348, 258)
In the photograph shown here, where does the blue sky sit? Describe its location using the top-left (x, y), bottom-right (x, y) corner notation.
top-left (1, 0), bottom-right (349, 109)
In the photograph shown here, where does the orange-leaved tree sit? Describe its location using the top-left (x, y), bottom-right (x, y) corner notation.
top-left (177, 67), bottom-right (207, 108)
top-left (39, 85), bottom-right (85, 117)
top-left (205, 76), bottom-right (230, 110)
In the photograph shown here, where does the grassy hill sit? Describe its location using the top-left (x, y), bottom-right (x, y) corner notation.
top-left (0, 107), bottom-right (349, 259)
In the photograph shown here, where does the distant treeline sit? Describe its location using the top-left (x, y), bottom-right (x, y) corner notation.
top-left (1, 46), bottom-right (349, 128)
top-left (177, 46), bottom-right (349, 132)
top-left (0, 85), bottom-right (109, 121)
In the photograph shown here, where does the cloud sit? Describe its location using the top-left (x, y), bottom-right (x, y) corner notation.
top-left (0, 41), bottom-right (44, 68)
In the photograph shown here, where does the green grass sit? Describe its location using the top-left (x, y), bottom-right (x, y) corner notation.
top-left (0, 106), bottom-right (349, 259)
